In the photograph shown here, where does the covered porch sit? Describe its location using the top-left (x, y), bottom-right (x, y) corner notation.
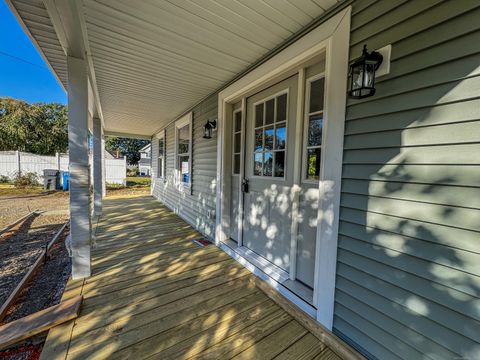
top-left (39, 195), bottom-right (352, 359)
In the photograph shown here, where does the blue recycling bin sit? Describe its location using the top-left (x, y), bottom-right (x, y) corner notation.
top-left (62, 171), bottom-right (70, 191)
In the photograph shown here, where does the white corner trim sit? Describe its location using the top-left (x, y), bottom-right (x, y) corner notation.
top-left (313, 6), bottom-right (351, 330)
top-left (216, 5), bottom-right (352, 330)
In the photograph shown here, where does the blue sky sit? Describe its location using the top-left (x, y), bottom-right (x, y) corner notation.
top-left (0, 0), bottom-right (66, 104)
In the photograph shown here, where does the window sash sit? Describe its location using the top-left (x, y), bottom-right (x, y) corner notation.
top-left (302, 73), bottom-right (325, 183)
top-left (175, 114), bottom-right (192, 189)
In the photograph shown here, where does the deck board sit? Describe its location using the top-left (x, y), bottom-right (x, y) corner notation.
top-left (40, 195), bottom-right (343, 360)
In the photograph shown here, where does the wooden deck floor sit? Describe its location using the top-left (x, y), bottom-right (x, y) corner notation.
top-left (40, 195), bottom-right (343, 360)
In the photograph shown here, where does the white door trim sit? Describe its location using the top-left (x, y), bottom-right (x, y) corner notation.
top-left (216, 6), bottom-right (351, 330)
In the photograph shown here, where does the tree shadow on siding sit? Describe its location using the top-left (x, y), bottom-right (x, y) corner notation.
top-left (334, 85), bottom-right (480, 359)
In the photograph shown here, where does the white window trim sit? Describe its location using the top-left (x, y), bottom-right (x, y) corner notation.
top-left (216, 6), bottom-right (351, 330)
top-left (175, 113), bottom-right (193, 193)
top-left (302, 73), bottom-right (326, 184)
top-left (156, 129), bottom-right (166, 181)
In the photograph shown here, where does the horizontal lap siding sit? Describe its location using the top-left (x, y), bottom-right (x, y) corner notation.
top-left (151, 94), bottom-right (217, 239)
top-left (335, 1), bottom-right (480, 359)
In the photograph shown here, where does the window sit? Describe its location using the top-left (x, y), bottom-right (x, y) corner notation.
top-left (232, 110), bottom-right (242, 175)
top-left (303, 75), bottom-right (325, 182)
top-left (253, 92), bottom-right (287, 178)
top-left (175, 114), bottom-right (192, 188)
top-left (157, 131), bottom-right (165, 179)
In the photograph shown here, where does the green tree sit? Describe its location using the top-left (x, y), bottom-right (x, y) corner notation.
top-left (105, 137), bottom-right (149, 165)
top-left (0, 97), bottom-right (68, 155)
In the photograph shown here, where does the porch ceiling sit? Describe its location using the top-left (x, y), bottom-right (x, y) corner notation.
top-left (9, 0), bottom-right (341, 137)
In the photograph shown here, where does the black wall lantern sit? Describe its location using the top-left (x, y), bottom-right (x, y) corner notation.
top-left (348, 45), bottom-right (383, 99)
top-left (203, 119), bottom-right (217, 139)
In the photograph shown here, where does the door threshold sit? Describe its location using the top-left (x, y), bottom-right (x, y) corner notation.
top-left (234, 246), bottom-right (289, 283)
top-left (218, 240), bottom-right (317, 318)
top-left (283, 279), bottom-right (314, 305)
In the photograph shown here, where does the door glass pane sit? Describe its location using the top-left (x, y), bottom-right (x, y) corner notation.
top-left (263, 152), bottom-right (273, 176)
top-left (235, 111), bottom-right (242, 132)
top-left (255, 129), bottom-right (263, 151)
top-left (274, 151), bottom-right (285, 177)
top-left (179, 155), bottom-right (190, 183)
top-left (254, 153), bottom-right (262, 176)
top-left (309, 78), bottom-right (325, 113)
top-left (234, 154), bottom-right (240, 174)
top-left (265, 99), bottom-right (275, 125)
top-left (255, 103), bottom-right (264, 127)
top-left (275, 124), bottom-right (286, 150)
top-left (308, 115), bottom-right (323, 147)
top-left (264, 126), bottom-right (274, 150)
top-left (276, 93), bottom-right (287, 122)
top-left (234, 133), bottom-right (241, 153)
top-left (306, 148), bottom-right (321, 180)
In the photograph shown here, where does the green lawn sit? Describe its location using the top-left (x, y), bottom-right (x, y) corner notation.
top-left (0, 184), bottom-right (46, 196)
top-left (126, 176), bottom-right (151, 187)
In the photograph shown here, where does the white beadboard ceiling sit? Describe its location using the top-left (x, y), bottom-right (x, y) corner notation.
top-left (9, 0), bottom-right (341, 137)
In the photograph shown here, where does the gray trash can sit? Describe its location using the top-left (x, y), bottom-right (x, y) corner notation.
top-left (43, 169), bottom-right (59, 190)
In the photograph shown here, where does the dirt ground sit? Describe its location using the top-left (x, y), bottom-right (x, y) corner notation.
top-left (0, 191), bottom-right (70, 360)
top-left (0, 214), bottom-right (69, 306)
top-left (0, 191), bottom-right (69, 229)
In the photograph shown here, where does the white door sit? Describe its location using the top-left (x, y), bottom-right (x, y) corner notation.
top-left (242, 75), bottom-right (298, 272)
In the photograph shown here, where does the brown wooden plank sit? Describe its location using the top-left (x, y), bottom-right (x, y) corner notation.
top-left (71, 272), bottom-right (251, 336)
top-left (173, 308), bottom-right (290, 360)
top-left (0, 296), bottom-right (82, 350)
top-left (70, 291), bottom-right (269, 358)
top-left (83, 257), bottom-right (233, 298)
top-left (273, 333), bottom-right (326, 360)
top-left (69, 283), bottom-right (260, 353)
top-left (84, 250), bottom-right (230, 289)
top-left (91, 243), bottom-right (219, 271)
top-left (82, 261), bottom-right (243, 309)
top-left (251, 276), bottom-right (365, 360)
top-left (0, 210), bottom-right (39, 236)
top-left (231, 320), bottom-right (307, 360)
top-left (314, 347), bottom-right (343, 360)
top-left (38, 279), bottom-right (85, 360)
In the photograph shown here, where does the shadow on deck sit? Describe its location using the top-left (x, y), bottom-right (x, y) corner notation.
top-left (40, 195), bottom-right (342, 359)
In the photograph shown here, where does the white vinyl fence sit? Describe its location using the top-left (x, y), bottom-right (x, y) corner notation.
top-left (0, 151), bottom-right (126, 185)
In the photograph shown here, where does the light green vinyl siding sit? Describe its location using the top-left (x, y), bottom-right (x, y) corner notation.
top-left (151, 94), bottom-right (217, 238)
top-left (335, 0), bottom-right (480, 359)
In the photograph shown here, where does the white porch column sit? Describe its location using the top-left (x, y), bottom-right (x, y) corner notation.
top-left (101, 135), bottom-right (106, 197)
top-left (92, 116), bottom-right (103, 215)
top-left (68, 56), bottom-right (91, 279)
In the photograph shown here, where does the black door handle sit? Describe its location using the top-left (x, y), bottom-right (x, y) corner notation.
top-left (241, 178), bottom-right (249, 193)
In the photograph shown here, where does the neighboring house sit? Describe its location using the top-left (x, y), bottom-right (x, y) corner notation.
top-left (9, 1), bottom-right (480, 359)
top-left (138, 143), bottom-right (152, 176)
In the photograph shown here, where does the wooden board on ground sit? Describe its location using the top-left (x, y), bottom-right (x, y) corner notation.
top-left (0, 296), bottom-right (82, 350)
